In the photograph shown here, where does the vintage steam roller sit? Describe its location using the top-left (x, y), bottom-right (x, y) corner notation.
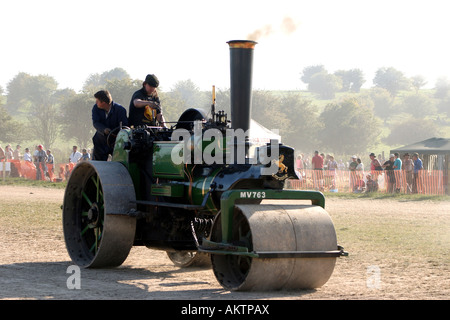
top-left (63, 40), bottom-right (347, 291)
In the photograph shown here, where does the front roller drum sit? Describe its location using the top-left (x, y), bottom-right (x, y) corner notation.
top-left (210, 204), bottom-right (337, 291)
top-left (62, 161), bottom-right (136, 268)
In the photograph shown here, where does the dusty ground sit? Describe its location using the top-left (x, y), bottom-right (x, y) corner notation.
top-left (0, 185), bottom-right (449, 301)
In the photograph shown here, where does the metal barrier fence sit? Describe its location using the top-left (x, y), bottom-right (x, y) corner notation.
top-left (285, 169), bottom-right (446, 195)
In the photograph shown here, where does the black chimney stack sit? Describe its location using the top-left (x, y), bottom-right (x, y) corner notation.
top-left (227, 40), bottom-right (257, 135)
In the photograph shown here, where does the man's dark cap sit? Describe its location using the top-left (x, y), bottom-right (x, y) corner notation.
top-left (145, 74), bottom-right (159, 88)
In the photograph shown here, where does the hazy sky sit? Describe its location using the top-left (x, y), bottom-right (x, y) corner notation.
top-left (1, 0), bottom-right (448, 93)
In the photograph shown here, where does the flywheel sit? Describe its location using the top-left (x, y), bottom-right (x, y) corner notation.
top-left (62, 161), bottom-right (136, 268)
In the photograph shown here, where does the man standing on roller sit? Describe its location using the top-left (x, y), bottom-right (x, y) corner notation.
top-left (128, 74), bottom-right (166, 128)
top-left (92, 90), bottom-right (128, 161)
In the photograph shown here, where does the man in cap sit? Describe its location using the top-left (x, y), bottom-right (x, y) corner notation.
top-left (349, 155), bottom-right (358, 171)
top-left (369, 152), bottom-right (383, 178)
top-left (128, 74), bottom-right (166, 128)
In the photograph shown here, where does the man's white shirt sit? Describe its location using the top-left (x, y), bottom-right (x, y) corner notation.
top-left (70, 151), bottom-right (82, 163)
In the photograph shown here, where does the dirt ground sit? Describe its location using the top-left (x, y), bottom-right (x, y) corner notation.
top-left (0, 185), bottom-right (449, 300)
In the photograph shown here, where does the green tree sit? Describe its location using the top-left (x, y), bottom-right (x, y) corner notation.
top-left (0, 90), bottom-right (25, 143)
top-left (436, 98), bottom-right (450, 116)
top-left (359, 87), bottom-right (394, 121)
top-left (300, 65), bottom-right (326, 85)
top-left (170, 79), bottom-right (209, 109)
top-left (308, 72), bottom-right (342, 99)
top-left (6, 74), bottom-right (62, 148)
top-left (399, 93), bottom-right (436, 118)
top-left (249, 91), bottom-right (322, 152)
top-left (277, 93), bottom-right (321, 151)
top-left (384, 117), bottom-right (440, 146)
top-left (411, 75), bottom-right (427, 93)
top-left (26, 75), bottom-right (61, 149)
top-left (434, 77), bottom-right (450, 99)
top-left (159, 90), bottom-right (193, 125)
top-left (249, 90), bottom-right (294, 146)
top-left (373, 67), bottom-right (411, 97)
top-left (58, 92), bottom-right (95, 148)
top-left (318, 98), bottom-right (381, 154)
top-left (105, 78), bottom-right (141, 111)
top-left (251, 90), bottom-right (283, 130)
top-left (334, 69), bottom-right (365, 92)
top-left (5, 72), bottom-right (33, 115)
top-left (83, 67), bottom-right (130, 92)
top-left (0, 85), bottom-right (4, 105)
top-left (0, 105), bottom-right (18, 143)
top-left (162, 79), bottom-right (210, 124)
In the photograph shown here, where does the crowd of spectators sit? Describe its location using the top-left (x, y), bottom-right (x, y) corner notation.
top-left (0, 140), bottom-right (428, 195)
top-left (294, 150), bottom-right (424, 194)
top-left (0, 143), bottom-right (92, 181)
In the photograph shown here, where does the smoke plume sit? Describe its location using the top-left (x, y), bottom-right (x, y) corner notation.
top-left (247, 17), bottom-right (299, 41)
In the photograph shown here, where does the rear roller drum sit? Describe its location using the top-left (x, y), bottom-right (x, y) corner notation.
top-left (210, 204), bottom-right (338, 291)
top-left (62, 161), bottom-right (136, 268)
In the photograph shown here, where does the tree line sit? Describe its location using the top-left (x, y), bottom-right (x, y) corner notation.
top-left (0, 66), bottom-right (449, 159)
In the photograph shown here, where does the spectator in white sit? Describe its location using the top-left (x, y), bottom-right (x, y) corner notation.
top-left (356, 158), bottom-right (364, 175)
top-left (23, 148), bottom-right (33, 162)
top-left (69, 146), bottom-right (82, 163)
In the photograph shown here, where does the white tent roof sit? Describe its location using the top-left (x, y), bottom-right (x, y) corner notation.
top-left (249, 119), bottom-right (281, 145)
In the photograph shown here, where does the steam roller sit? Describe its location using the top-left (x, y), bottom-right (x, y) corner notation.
top-left (62, 40), bottom-right (347, 291)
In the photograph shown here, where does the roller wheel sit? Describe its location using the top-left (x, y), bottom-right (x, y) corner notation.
top-left (210, 204), bottom-right (337, 291)
top-left (63, 161), bottom-right (136, 268)
top-left (166, 251), bottom-right (211, 268)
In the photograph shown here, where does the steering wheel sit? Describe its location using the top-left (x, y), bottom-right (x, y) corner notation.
top-left (106, 126), bottom-right (130, 149)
